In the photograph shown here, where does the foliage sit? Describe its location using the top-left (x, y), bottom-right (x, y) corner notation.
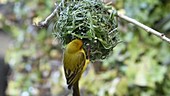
top-left (1, 0), bottom-right (170, 96)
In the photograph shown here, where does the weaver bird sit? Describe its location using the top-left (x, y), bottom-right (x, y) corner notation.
top-left (63, 39), bottom-right (90, 96)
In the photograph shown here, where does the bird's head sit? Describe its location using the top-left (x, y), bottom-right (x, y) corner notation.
top-left (66, 39), bottom-right (83, 53)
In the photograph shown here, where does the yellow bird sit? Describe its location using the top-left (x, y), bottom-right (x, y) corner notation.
top-left (63, 39), bottom-right (90, 96)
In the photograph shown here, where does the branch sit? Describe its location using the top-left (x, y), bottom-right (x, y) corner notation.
top-left (116, 13), bottom-right (170, 44)
top-left (38, 3), bottom-right (59, 27)
top-left (38, 1), bottom-right (170, 44)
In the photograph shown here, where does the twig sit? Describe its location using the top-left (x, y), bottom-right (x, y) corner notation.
top-left (38, 3), bottom-right (59, 27)
top-left (116, 13), bottom-right (170, 44)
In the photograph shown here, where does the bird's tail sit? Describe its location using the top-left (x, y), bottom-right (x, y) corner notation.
top-left (73, 81), bottom-right (80, 96)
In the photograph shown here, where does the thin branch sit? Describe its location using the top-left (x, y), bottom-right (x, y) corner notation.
top-left (116, 13), bottom-right (170, 44)
top-left (38, 0), bottom-right (66, 27)
top-left (38, 3), bottom-right (59, 27)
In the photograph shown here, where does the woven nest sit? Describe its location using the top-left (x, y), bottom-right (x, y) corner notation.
top-left (54, 0), bottom-right (119, 61)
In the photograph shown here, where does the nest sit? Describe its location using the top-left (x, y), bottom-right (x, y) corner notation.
top-left (54, 0), bottom-right (119, 61)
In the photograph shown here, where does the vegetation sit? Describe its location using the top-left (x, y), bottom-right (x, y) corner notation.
top-left (0, 0), bottom-right (170, 96)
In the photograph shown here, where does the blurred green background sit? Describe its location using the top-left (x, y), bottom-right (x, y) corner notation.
top-left (0, 0), bottom-right (170, 96)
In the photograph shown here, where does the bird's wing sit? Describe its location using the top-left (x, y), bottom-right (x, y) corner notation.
top-left (64, 52), bottom-right (85, 89)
